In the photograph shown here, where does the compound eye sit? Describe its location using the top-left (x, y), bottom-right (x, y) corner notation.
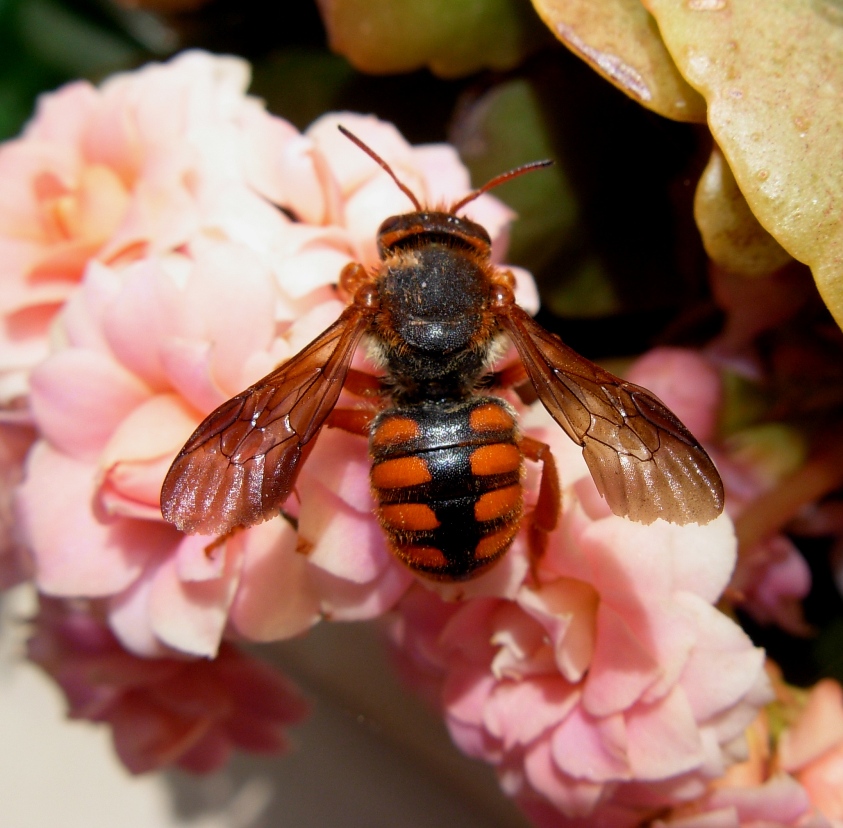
top-left (377, 215), bottom-right (402, 237)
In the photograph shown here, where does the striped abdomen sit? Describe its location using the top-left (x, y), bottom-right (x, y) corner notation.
top-left (369, 397), bottom-right (524, 581)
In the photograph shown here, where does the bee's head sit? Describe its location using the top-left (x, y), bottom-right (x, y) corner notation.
top-left (375, 210), bottom-right (492, 258)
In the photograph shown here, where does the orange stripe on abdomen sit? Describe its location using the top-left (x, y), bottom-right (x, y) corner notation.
top-left (469, 401), bottom-right (516, 433)
top-left (469, 443), bottom-right (522, 477)
top-left (393, 545), bottom-right (450, 572)
top-left (474, 485), bottom-right (522, 523)
top-left (474, 523), bottom-right (520, 561)
top-left (378, 502), bottom-right (440, 532)
top-left (371, 456), bottom-right (432, 489)
top-left (371, 416), bottom-right (420, 448)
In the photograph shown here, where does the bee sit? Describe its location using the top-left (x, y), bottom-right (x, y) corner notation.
top-left (161, 126), bottom-right (724, 582)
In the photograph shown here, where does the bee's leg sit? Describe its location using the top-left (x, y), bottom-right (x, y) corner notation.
top-left (519, 435), bottom-right (561, 581)
top-left (343, 368), bottom-right (386, 398)
top-left (490, 361), bottom-right (538, 405)
top-left (325, 407), bottom-right (376, 435)
top-left (203, 526), bottom-right (240, 559)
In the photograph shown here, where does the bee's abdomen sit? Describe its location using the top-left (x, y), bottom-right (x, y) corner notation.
top-left (369, 397), bottom-right (523, 581)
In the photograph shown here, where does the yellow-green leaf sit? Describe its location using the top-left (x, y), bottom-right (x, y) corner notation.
top-left (695, 145), bottom-right (793, 277)
top-left (645, 0), bottom-right (843, 327)
top-left (316, 0), bottom-right (549, 78)
top-left (529, 0), bottom-right (706, 121)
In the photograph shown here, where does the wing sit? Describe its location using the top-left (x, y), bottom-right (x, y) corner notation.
top-left (161, 305), bottom-right (371, 535)
top-left (499, 304), bottom-right (724, 525)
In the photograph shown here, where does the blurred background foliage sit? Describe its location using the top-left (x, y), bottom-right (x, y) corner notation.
top-left (3, 0), bottom-right (843, 686)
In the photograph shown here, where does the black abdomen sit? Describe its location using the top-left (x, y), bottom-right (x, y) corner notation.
top-left (369, 397), bottom-right (523, 580)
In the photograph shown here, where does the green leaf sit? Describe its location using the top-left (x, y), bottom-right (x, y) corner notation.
top-left (529, 0), bottom-right (706, 122)
top-left (646, 0), bottom-right (843, 329)
top-left (316, 0), bottom-right (551, 78)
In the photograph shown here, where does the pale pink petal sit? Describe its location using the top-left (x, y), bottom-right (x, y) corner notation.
top-left (779, 680), bottom-right (843, 772)
top-left (108, 568), bottom-right (176, 658)
top-left (797, 749), bottom-right (843, 820)
top-left (193, 177), bottom-right (292, 254)
top-left (97, 162), bottom-right (197, 259)
top-left (301, 480), bottom-right (391, 584)
top-left (626, 687), bottom-right (704, 780)
top-left (175, 533), bottom-right (226, 581)
top-left (159, 336), bottom-right (224, 415)
top-left (584, 517), bottom-right (680, 605)
top-left (98, 259), bottom-right (192, 389)
top-left (446, 717), bottom-right (502, 763)
top-left (583, 603), bottom-right (660, 717)
top-left (29, 348), bottom-right (151, 461)
top-left (313, 561), bottom-right (412, 621)
top-left (438, 598), bottom-right (499, 664)
top-left (239, 107), bottom-right (321, 215)
top-left (700, 666), bottom-right (774, 748)
top-left (183, 240), bottom-right (277, 394)
top-left (519, 578), bottom-right (598, 684)
top-left (671, 513), bottom-right (738, 605)
top-left (442, 665), bottom-right (495, 724)
top-left (273, 247), bottom-right (354, 299)
top-left (18, 442), bottom-right (165, 596)
top-left (100, 458), bottom-right (170, 520)
top-left (302, 427), bottom-right (374, 514)
top-left (284, 297), bottom-right (346, 354)
top-left (485, 677), bottom-right (580, 750)
top-left (228, 520), bottom-right (321, 641)
top-left (102, 392), bottom-right (197, 469)
top-left (705, 773), bottom-right (812, 824)
top-left (148, 537), bottom-right (243, 656)
top-left (308, 112), bottom-right (415, 197)
top-left (675, 593), bottom-right (767, 723)
top-left (552, 706), bottom-right (632, 782)
top-left (23, 80), bottom-right (99, 145)
top-left (524, 736), bottom-right (606, 817)
top-left (61, 261), bottom-right (120, 351)
top-left (409, 144), bottom-right (472, 206)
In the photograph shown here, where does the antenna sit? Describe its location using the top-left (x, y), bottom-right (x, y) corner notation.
top-left (337, 125), bottom-right (422, 211)
top-left (450, 160), bottom-right (554, 214)
top-left (338, 124), bottom-right (554, 215)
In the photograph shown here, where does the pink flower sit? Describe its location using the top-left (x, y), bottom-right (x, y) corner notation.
top-left (647, 672), bottom-right (843, 828)
top-left (0, 51), bottom-right (261, 404)
top-left (27, 597), bottom-right (308, 774)
top-left (388, 402), bottom-right (770, 825)
top-left (650, 709), bottom-right (825, 828)
top-left (779, 679), bottom-right (843, 823)
top-left (8, 52), bottom-right (526, 657)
